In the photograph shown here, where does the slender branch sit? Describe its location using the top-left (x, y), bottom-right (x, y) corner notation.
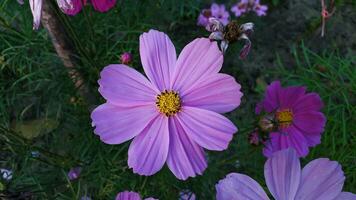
top-left (41, 0), bottom-right (96, 107)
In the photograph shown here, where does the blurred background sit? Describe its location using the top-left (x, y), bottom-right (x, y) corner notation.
top-left (0, 0), bottom-right (355, 199)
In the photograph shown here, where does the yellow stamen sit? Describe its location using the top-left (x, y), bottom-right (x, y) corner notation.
top-left (156, 90), bottom-right (181, 117)
top-left (276, 109), bottom-right (293, 128)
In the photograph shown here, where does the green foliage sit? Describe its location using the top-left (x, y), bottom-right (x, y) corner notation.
top-left (0, 0), bottom-right (355, 199)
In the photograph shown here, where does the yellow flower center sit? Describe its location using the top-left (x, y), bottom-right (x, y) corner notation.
top-left (276, 109), bottom-right (293, 128)
top-left (156, 90), bottom-right (181, 116)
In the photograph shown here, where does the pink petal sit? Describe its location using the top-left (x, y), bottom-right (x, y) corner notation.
top-left (293, 111), bottom-right (326, 134)
top-left (278, 86), bottom-right (306, 109)
top-left (139, 30), bottom-right (177, 91)
top-left (91, 0), bottom-right (116, 12)
top-left (30, 0), bottom-right (43, 30)
top-left (98, 64), bottom-right (158, 107)
top-left (166, 117), bottom-right (207, 180)
top-left (115, 191), bottom-right (141, 200)
top-left (295, 158), bottom-right (345, 200)
top-left (260, 81), bottom-right (282, 113)
top-left (334, 192), bottom-right (356, 200)
top-left (91, 103), bottom-right (158, 144)
top-left (292, 93), bottom-right (324, 113)
top-left (128, 115), bottom-right (169, 176)
top-left (216, 173), bottom-right (270, 200)
top-left (176, 106), bottom-right (237, 151)
top-left (181, 74), bottom-right (243, 113)
top-left (171, 38), bottom-right (223, 93)
top-left (264, 148), bottom-right (301, 200)
top-left (57, 0), bottom-right (83, 15)
top-left (263, 127), bottom-right (310, 157)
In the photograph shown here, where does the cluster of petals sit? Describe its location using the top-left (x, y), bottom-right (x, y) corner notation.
top-left (231, 0), bottom-right (268, 17)
top-left (197, 3), bottom-right (230, 27)
top-left (27, 0), bottom-right (116, 29)
top-left (256, 81), bottom-right (326, 157)
top-left (216, 148), bottom-right (356, 200)
top-left (91, 30), bottom-right (243, 180)
top-left (115, 191), bottom-right (157, 200)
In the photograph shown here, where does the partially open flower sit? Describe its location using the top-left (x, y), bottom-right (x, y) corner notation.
top-left (207, 18), bottom-right (254, 58)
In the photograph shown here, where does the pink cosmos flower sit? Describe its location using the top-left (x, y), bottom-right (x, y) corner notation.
top-left (231, 0), bottom-right (268, 17)
top-left (115, 191), bottom-right (157, 200)
top-left (91, 0), bottom-right (116, 12)
top-left (256, 81), bottom-right (326, 157)
top-left (216, 148), bottom-right (356, 200)
top-left (197, 3), bottom-right (230, 27)
top-left (56, 0), bottom-right (84, 16)
top-left (91, 30), bottom-right (242, 180)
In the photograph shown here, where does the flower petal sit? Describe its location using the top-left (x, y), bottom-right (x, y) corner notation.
top-left (176, 106), bottom-right (237, 151)
top-left (57, 0), bottom-right (83, 15)
top-left (293, 111), bottom-right (326, 134)
top-left (295, 158), bottom-right (345, 200)
top-left (115, 191), bottom-right (141, 200)
top-left (216, 173), bottom-right (270, 200)
top-left (263, 127), bottom-right (310, 157)
top-left (98, 64), bottom-right (158, 106)
top-left (181, 74), bottom-right (242, 113)
top-left (91, 0), bottom-right (116, 12)
top-left (171, 38), bottom-right (223, 93)
top-left (166, 117), bottom-right (207, 180)
top-left (264, 148), bottom-right (301, 200)
top-left (334, 192), bottom-right (356, 200)
top-left (91, 103), bottom-right (158, 144)
top-left (292, 93), bottom-right (324, 113)
top-left (128, 115), bottom-right (169, 176)
top-left (30, 0), bottom-right (43, 30)
top-left (257, 81), bottom-right (282, 114)
top-left (278, 85), bottom-right (306, 109)
top-left (139, 30), bottom-right (177, 91)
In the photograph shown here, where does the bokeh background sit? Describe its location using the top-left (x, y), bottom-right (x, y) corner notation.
top-left (0, 0), bottom-right (355, 199)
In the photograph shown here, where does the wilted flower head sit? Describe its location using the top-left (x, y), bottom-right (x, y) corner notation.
top-left (256, 81), bottom-right (326, 157)
top-left (91, 30), bottom-right (242, 180)
top-left (216, 148), bottom-right (356, 200)
top-left (0, 169), bottom-right (13, 181)
top-left (67, 167), bottom-right (82, 180)
top-left (179, 190), bottom-right (196, 200)
top-left (248, 129), bottom-right (260, 145)
top-left (207, 18), bottom-right (254, 58)
top-left (197, 3), bottom-right (230, 27)
top-left (120, 52), bottom-right (133, 65)
top-left (231, 0), bottom-right (268, 17)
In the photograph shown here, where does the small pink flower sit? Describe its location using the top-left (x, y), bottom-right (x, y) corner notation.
top-left (120, 52), bottom-right (133, 65)
top-left (231, 0), bottom-right (268, 17)
top-left (197, 3), bottom-right (230, 27)
top-left (67, 167), bottom-right (82, 180)
top-left (216, 148), bottom-right (356, 200)
top-left (256, 81), bottom-right (326, 157)
top-left (91, 30), bottom-right (242, 180)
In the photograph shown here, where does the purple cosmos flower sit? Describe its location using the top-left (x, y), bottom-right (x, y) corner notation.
top-left (179, 190), bottom-right (196, 200)
top-left (216, 148), bottom-right (356, 200)
top-left (231, 0), bottom-right (268, 17)
top-left (91, 30), bottom-right (242, 180)
top-left (67, 167), bottom-right (82, 180)
top-left (120, 52), bottom-right (133, 65)
top-left (29, 0), bottom-right (43, 30)
top-left (115, 191), bottom-right (157, 200)
top-left (256, 81), bottom-right (326, 157)
top-left (197, 3), bottom-right (230, 27)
